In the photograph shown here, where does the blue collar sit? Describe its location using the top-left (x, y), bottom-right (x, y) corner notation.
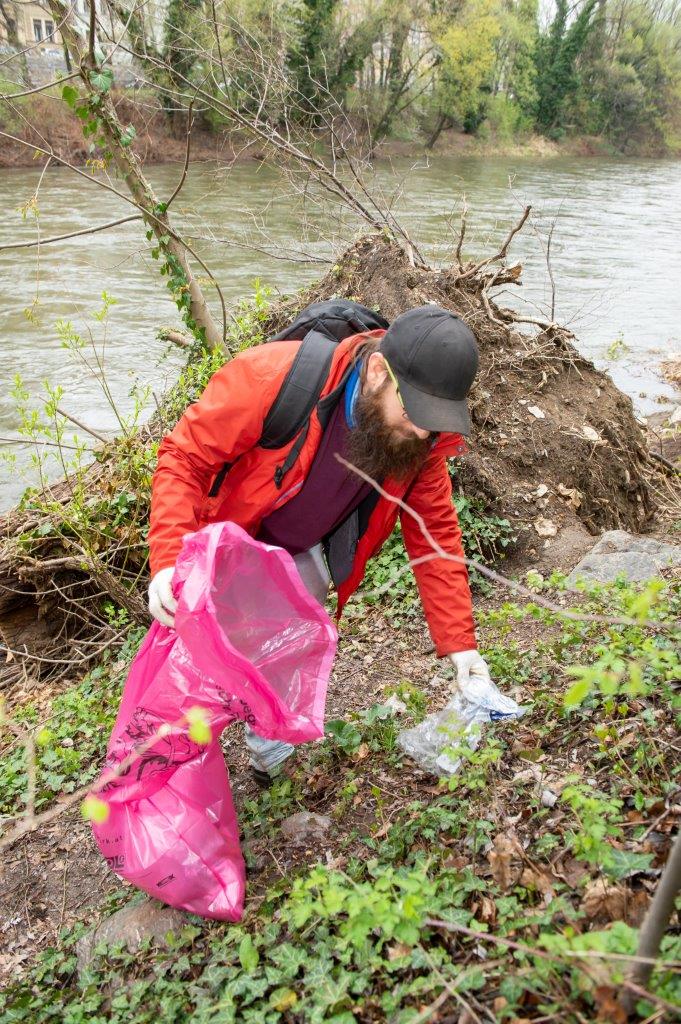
top-left (344, 365), bottom-right (361, 428)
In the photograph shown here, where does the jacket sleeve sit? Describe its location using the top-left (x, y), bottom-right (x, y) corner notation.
top-left (400, 455), bottom-right (477, 656)
top-left (148, 349), bottom-right (276, 576)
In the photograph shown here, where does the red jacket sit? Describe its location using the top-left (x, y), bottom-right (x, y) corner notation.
top-left (149, 331), bottom-right (477, 655)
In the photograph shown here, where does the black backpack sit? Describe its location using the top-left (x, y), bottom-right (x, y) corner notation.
top-left (207, 299), bottom-right (389, 497)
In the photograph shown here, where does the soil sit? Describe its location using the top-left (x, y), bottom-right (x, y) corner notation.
top-left (0, 91), bottom-right (256, 169)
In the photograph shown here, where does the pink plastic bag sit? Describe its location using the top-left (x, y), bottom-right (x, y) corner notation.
top-left (91, 521), bottom-right (337, 920)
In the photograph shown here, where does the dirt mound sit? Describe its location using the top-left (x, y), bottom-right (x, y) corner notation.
top-left (269, 234), bottom-right (653, 560)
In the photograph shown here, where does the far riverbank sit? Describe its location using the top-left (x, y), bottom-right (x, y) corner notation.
top-left (2, 89), bottom-right (679, 170)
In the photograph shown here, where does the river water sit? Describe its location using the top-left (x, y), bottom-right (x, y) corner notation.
top-left (1, 155), bottom-right (680, 511)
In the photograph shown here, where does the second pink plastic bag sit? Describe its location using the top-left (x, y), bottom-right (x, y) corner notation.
top-left (92, 521), bottom-right (337, 920)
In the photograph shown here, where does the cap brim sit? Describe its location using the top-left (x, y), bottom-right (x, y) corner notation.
top-left (397, 376), bottom-right (472, 436)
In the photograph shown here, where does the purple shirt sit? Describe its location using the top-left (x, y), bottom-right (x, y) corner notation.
top-left (257, 397), bottom-right (372, 555)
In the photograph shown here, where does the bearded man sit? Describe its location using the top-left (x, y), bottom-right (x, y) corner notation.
top-left (147, 305), bottom-right (494, 784)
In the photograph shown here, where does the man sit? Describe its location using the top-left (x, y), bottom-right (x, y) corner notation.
top-left (147, 304), bottom-right (493, 783)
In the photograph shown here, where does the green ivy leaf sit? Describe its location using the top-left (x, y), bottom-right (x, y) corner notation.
top-left (119, 124), bottom-right (137, 148)
top-left (239, 934), bottom-right (259, 973)
top-left (61, 84), bottom-right (79, 108)
top-left (564, 676), bottom-right (590, 708)
top-left (91, 67), bottom-right (114, 93)
top-left (606, 849), bottom-right (654, 881)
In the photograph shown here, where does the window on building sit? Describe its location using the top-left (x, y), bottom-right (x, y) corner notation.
top-left (44, 20), bottom-right (54, 38)
top-left (33, 19), bottom-right (43, 41)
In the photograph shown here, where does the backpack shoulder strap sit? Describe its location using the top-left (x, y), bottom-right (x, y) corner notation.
top-left (259, 329), bottom-right (338, 450)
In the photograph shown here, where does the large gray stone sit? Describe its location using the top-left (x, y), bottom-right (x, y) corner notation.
top-left (567, 530), bottom-right (680, 585)
top-left (76, 900), bottom-right (188, 973)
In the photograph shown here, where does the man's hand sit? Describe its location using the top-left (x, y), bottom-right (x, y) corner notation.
top-left (148, 566), bottom-right (177, 628)
top-left (448, 649), bottom-right (492, 692)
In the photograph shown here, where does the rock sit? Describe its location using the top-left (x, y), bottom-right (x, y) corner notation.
top-left (541, 788), bottom-right (558, 808)
top-left (383, 693), bottom-right (407, 714)
top-left (567, 529), bottom-right (681, 585)
top-left (76, 900), bottom-right (188, 973)
top-left (280, 811), bottom-right (331, 843)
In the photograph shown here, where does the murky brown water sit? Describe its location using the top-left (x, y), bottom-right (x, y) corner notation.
top-left (1, 154), bottom-right (680, 510)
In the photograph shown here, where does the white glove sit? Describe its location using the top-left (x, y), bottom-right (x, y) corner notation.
top-left (448, 649), bottom-right (492, 698)
top-left (148, 566), bottom-right (177, 628)
top-left (448, 650), bottom-right (523, 718)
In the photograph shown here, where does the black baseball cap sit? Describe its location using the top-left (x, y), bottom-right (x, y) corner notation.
top-left (379, 306), bottom-right (479, 435)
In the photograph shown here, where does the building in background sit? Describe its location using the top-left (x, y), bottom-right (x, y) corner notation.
top-left (0, 0), bottom-right (61, 47)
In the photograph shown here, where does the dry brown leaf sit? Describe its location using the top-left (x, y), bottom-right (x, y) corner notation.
top-left (443, 853), bottom-right (469, 870)
top-left (556, 482), bottom-right (583, 509)
top-left (555, 856), bottom-right (589, 887)
top-left (351, 743), bottom-right (370, 762)
top-left (478, 895), bottom-right (497, 924)
top-left (533, 516), bottom-right (558, 537)
top-left (488, 832), bottom-right (523, 891)
top-left (594, 985), bottom-right (627, 1023)
top-left (520, 866), bottom-right (554, 896)
top-left (372, 820), bottom-right (392, 840)
top-left (581, 424), bottom-right (605, 444)
top-left (582, 879), bottom-right (650, 925)
top-left (387, 942), bottom-right (411, 961)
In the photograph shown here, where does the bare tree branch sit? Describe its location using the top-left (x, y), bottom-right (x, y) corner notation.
top-left (0, 214), bottom-right (142, 251)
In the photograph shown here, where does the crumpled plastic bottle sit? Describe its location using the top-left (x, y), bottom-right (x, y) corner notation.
top-left (397, 675), bottom-right (525, 776)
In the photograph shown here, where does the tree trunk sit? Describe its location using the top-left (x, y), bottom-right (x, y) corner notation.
top-left (425, 112), bottom-right (452, 150)
top-left (621, 826), bottom-right (681, 1014)
top-left (47, 0), bottom-right (223, 351)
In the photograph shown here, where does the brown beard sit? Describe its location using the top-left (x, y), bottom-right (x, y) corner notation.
top-left (344, 385), bottom-right (434, 484)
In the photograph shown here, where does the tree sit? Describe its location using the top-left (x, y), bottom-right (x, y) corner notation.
top-left (430, 0), bottom-right (503, 136)
top-left (554, 0), bottom-right (681, 152)
top-left (534, 0), bottom-right (599, 135)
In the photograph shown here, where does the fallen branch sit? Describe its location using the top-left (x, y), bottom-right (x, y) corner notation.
top-left (158, 328), bottom-right (192, 348)
top-left (55, 406), bottom-right (109, 443)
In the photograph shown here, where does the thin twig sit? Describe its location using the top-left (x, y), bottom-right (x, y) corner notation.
top-left (87, 0), bottom-right (96, 64)
top-left (458, 205), bottom-right (532, 281)
top-left (166, 97), bottom-right (195, 209)
top-left (455, 195), bottom-right (467, 270)
top-left (54, 406), bottom-right (109, 443)
top-left (0, 70), bottom-right (80, 100)
top-left (426, 917), bottom-right (681, 971)
top-left (0, 215), bottom-right (142, 252)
